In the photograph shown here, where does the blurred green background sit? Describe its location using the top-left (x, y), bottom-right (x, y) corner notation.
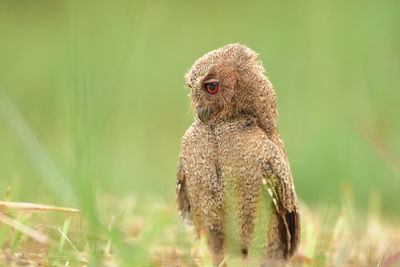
top-left (0, 0), bottom-right (399, 220)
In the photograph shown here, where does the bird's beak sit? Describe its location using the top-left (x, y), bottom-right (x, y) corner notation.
top-left (196, 106), bottom-right (214, 122)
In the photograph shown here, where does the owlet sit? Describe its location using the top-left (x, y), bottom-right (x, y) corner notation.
top-left (176, 44), bottom-right (300, 266)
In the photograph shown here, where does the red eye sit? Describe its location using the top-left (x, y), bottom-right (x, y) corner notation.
top-left (204, 79), bottom-right (219, 95)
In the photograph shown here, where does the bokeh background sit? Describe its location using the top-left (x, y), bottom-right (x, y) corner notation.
top-left (0, 0), bottom-right (399, 222)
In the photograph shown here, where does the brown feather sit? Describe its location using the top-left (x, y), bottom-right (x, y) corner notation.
top-left (177, 43), bottom-right (300, 266)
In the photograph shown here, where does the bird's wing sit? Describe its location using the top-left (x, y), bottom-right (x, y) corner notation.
top-left (176, 161), bottom-right (192, 225)
top-left (260, 139), bottom-right (300, 258)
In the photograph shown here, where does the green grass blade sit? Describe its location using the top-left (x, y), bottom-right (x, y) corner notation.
top-left (0, 89), bottom-right (75, 204)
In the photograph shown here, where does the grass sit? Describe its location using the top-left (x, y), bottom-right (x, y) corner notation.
top-left (0, 191), bottom-right (400, 266)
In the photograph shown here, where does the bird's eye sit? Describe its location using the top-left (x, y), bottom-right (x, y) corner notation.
top-left (204, 79), bottom-right (219, 95)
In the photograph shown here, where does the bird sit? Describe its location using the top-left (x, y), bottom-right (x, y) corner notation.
top-left (176, 43), bottom-right (300, 266)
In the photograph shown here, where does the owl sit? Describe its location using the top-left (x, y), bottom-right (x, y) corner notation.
top-left (176, 44), bottom-right (300, 266)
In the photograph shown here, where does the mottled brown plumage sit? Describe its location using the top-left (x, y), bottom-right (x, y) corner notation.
top-left (176, 44), bottom-right (300, 266)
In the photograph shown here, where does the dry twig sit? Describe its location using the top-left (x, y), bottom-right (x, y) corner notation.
top-left (0, 212), bottom-right (49, 245)
top-left (0, 201), bottom-right (79, 213)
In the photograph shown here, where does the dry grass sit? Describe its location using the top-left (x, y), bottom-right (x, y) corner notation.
top-left (0, 192), bottom-right (400, 267)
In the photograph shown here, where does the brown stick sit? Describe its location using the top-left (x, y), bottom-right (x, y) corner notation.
top-left (0, 212), bottom-right (49, 245)
top-left (0, 201), bottom-right (79, 213)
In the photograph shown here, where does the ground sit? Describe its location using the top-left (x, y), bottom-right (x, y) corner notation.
top-left (0, 192), bottom-right (399, 267)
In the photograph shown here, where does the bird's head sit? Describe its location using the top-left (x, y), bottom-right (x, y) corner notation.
top-left (185, 43), bottom-right (279, 134)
